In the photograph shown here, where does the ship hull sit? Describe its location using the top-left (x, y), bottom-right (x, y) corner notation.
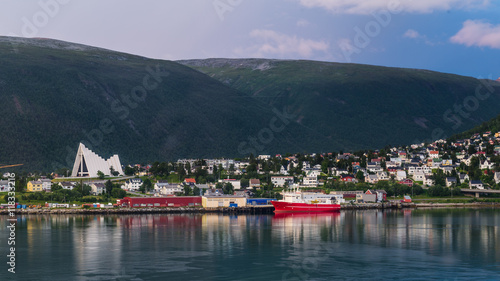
top-left (271, 201), bottom-right (340, 213)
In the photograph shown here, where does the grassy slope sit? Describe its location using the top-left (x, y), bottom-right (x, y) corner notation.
top-left (180, 58), bottom-right (500, 149)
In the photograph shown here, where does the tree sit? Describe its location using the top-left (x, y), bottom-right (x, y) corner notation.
top-left (97, 170), bottom-right (105, 180)
top-left (111, 187), bottom-right (127, 198)
top-left (183, 185), bottom-right (193, 196)
top-left (105, 180), bottom-right (113, 195)
top-left (223, 183), bottom-right (234, 195)
top-left (109, 166), bottom-right (120, 177)
top-left (193, 186), bottom-right (201, 196)
top-left (124, 166), bottom-right (136, 176)
top-left (140, 179), bottom-right (153, 194)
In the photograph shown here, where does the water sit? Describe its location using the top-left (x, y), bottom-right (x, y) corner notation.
top-left (1, 209), bottom-right (500, 280)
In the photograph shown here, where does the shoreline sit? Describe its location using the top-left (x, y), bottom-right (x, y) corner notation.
top-left (1, 202), bottom-right (500, 215)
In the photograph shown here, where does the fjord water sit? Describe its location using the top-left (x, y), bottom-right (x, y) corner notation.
top-left (1, 209), bottom-right (500, 280)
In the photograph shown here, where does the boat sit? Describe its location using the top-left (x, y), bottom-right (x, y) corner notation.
top-left (271, 201), bottom-right (340, 213)
top-left (271, 189), bottom-right (341, 213)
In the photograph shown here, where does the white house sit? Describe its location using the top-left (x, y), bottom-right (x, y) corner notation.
top-left (480, 160), bottom-right (495, 170)
top-left (365, 174), bottom-right (379, 184)
top-left (60, 182), bottom-right (75, 190)
top-left (0, 180), bottom-right (11, 192)
top-left (159, 184), bottom-right (183, 195)
top-left (90, 183), bottom-right (105, 195)
top-left (469, 180), bottom-right (484, 190)
top-left (424, 176), bottom-right (435, 186)
top-left (495, 172), bottom-right (500, 184)
top-left (218, 179), bottom-right (241, 190)
top-left (396, 171), bottom-right (407, 181)
top-left (377, 172), bottom-right (389, 181)
top-left (303, 176), bottom-right (318, 187)
top-left (446, 177), bottom-right (457, 187)
top-left (413, 171), bottom-right (425, 182)
top-left (271, 176), bottom-right (294, 187)
top-left (154, 180), bottom-right (170, 193)
top-left (40, 179), bottom-right (52, 191)
top-left (124, 178), bottom-right (143, 191)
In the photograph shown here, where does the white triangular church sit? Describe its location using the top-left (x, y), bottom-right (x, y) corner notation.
top-left (71, 143), bottom-right (124, 177)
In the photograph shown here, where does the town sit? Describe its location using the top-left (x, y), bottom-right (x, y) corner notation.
top-left (1, 130), bottom-right (500, 210)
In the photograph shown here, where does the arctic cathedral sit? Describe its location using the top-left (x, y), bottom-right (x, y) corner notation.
top-left (71, 143), bottom-right (124, 177)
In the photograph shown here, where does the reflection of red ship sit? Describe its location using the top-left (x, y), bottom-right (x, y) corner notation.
top-left (273, 211), bottom-right (341, 219)
top-left (271, 201), bottom-right (340, 213)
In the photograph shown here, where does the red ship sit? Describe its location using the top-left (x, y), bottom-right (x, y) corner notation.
top-left (271, 201), bottom-right (340, 213)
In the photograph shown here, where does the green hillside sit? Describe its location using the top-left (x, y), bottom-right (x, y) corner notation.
top-left (179, 58), bottom-right (500, 148)
top-left (0, 38), bottom-right (312, 171)
top-left (451, 113), bottom-right (500, 140)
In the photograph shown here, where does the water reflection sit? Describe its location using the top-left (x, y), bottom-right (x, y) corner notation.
top-left (0, 209), bottom-right (499, 280)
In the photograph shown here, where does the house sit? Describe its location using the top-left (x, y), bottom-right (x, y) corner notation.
top-left (184, 178), bottom-right (197, 185)
top-left (424, 176), bottom-right (435, 186)
top-left (429, 151), bottom-right (440, 158)
top-left (154, 180), bottom-right (170, 193)
top-left (375, 190), bottom-right (387, 202)
top-left (356, 191), bottom-right (376, 203)
top-left (159, 183), bottom-right (183, 196)
top-left (376, 172), bottom-right (389, 181)
top-left (271, 176), bottom-right (294, 187)
top-left (446, 177), bottom-right (457, 187)
top-left (249, 179), bottom-right (261, 189)
top-left (40, 179), bottom-right (52, 191)
top-left (303, 176), bottom-right (318, 187)
top-left (90, 183), bottom-right (105, 195)
top-left (480, 160), bottom-right (495, 170)
top-left (218, 179), bottom-right (241, 190)
top-left (367, 162), bottom-right (383, 173)
top-left (459, 173), bottom-right (469, 183)
top-left (0, 180), bottom-right (11, 192)
top-left (27, 181), bottom-right (43, 192)
top-left (413, 171), bottom-right (425, 182)
top-left (494, 172), bottom-right (500, 184)
top-left (403, 195), bottom-right (412, 203)
top-left (341, 174), bottom-right (357, 183)
top-left (365, 174), bottom-right (379, 184)
top-left (60, 181), bottom-right (75, 190)
top-left (399, 179), bottom-right (413, 187)
top-left (469, 180), bottom-right (484, 190)
top-left (396, 171), bottom-right (407, 181)
top-left (124, 178), bottom-right (143, 191)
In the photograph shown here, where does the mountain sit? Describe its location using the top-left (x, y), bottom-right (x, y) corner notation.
top-left (2, 38), bottom-right (500, 172)
top-left (179, 58), bottom-right (500, 147)
top-left (0, 38), bottom-right (312, 171)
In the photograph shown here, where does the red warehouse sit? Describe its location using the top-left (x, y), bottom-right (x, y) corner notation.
top-left (118, 197), bottom-right (202, 208)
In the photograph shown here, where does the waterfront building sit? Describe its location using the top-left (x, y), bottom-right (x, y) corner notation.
top-left (118, 196), bottom-right (202, 208)
top-left (71, 143), bottom-right (124, 177)
top-left (202, 195), bottom-right (247, 208)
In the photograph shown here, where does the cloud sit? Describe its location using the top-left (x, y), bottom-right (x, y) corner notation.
top-left (403, 29), bottom-right (420, 39)
top-left (298, 0), bottom-right (490, 14)
top-left (450, 20), bottom-right (500, 49)
top-left (403, 29), bottom-right (436, 46)
top-left (235, 29), bottom-right (329, 58)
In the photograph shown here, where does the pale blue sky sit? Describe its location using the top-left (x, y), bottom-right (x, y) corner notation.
top-left (1, 0), bottom-right (499, 79)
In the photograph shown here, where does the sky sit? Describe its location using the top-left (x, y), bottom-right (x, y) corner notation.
top-left (1, 0), bottom-right (499, 79)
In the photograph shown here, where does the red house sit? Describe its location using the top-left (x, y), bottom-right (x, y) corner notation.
top-left (184, 178), bottom-right (197, 185)
top-left (399, 179), bottom-right (414, 187)
top-left (341, 174), bottom-right (357, 183)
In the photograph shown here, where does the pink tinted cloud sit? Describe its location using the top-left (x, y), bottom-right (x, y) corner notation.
top-left (451, 20), bottom-right (500, 49)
